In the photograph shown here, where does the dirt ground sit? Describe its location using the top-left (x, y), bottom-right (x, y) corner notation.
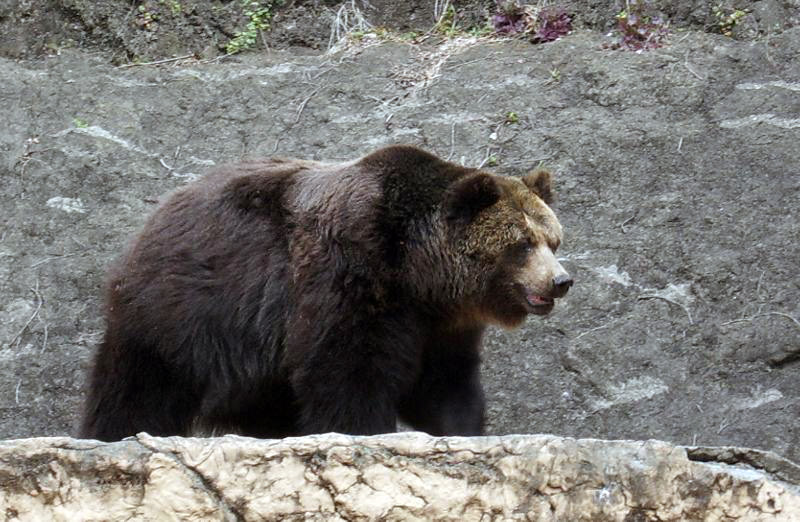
top-left (1, 1), bottom-right (798, 464)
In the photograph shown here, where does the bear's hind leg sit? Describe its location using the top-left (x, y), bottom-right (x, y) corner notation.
top-left (80, 336), bottom-right (199, 441)
top-left (197, 380), bottom-right (299, 438)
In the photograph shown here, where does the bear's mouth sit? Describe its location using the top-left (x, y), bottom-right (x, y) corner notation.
top-left (525, 293), bottom-right (554, 315)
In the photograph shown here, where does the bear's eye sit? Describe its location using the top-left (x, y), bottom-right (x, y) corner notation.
top-left (520, 239), bottom-right (535, 253)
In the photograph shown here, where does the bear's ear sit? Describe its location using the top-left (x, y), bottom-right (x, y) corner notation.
top-left (522, 167), bottom-right (554, 205)
top-left (227, 175), bottom-right (272, 212)
top-left (444, 173), bottom-right (502, 224)
top-left (225, 172), bottom-right (292, 217)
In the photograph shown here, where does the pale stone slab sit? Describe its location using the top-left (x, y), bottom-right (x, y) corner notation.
top-left (0, 433), bottom-right (798, 521)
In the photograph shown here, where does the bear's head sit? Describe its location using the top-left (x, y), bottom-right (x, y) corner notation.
top-left (445, 168), bottom-right (572, 328)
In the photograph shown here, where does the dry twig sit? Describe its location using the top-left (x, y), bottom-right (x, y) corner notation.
top-left (159, 158), bottom-right (174, 171)
top-left (6, 283), bottom-right (43, 349)
top-left (477, 146), bottom-right (501, 169)
top-left (30, 252), bottom-right (81, 268)
top-left (447, 122), bottom-right (456, 161)
top-left (755, 270), bottom-right (766, 300)
top-left (721, 311), bottom-right (800, 330)
top-left (683, 50), bottom-right (703, 80)
top-left (117, 53), bottom-right (197, 69)
top-left (294, 89), bottom-right (319, 124)
top-left (620, 213), bottom-right (636, 234)
top-left (638, 294), bottom-right (694, 325)
top-left (574, 321), bottom-right (615, 341)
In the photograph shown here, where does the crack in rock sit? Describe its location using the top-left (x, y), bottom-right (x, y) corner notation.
top-left (135, 436), bottom-right (245, 521)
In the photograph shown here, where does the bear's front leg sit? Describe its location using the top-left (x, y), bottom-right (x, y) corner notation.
top-left (285, 310), bottom-right (421, 436)
top-left (398, 326), bottom-right (486, 436)
top-left (290, 357), bottom-right (401, 435)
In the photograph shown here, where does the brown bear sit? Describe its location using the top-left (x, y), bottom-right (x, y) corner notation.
top-left (79, 145), bottom-right (572, 441)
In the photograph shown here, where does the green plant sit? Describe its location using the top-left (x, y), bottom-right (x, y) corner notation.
top-left (372, 27), bottom-right (390, 39)
top-left (467, 24), bottom-right (494, 37)
top-left (73, 118), bottom-right (89, 128)
top-left (434, 4), bottom-right (460, 37)
top-left (135, 4), bottom-right (159, 30)
top-left (399, 31), bottom-right (421, 41)
top-left (713, 5), bottom-right (747, 36)
top-left (166, 1), bottom-right (182, 16)
top-left (432, 3), bottom-right (494, 38)
top-left (227, 0), bottom-right (282, 54)
top-left (505, 111), bottom-right (519, 124)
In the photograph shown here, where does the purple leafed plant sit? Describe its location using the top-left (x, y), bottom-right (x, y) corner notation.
top-left (611, 1), bottom-right (670, 50)
top-left (492, 0), bottom-right (528, 34)
top-left (531, 6), bottom-right (572, 43)
top-left (492, 1), bottom-right (572, 42)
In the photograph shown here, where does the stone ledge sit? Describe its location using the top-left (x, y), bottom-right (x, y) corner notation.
top-left (0, 433), bottom-right (798, 521)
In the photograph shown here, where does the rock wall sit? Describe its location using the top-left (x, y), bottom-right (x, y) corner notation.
top-left (1, 0), bottom-right (799, 473)
top-left (1, 434), bottom-right (799, 521)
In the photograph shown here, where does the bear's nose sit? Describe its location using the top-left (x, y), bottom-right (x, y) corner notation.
top-left (552, 274), bottom-right (573, 298)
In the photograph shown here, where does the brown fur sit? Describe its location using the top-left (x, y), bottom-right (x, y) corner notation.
top-left (79, 145), bottom-right (571, 441)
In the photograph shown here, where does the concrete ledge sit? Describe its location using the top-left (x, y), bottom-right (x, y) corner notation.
top-left (1, 433), bottom-right (798, 520)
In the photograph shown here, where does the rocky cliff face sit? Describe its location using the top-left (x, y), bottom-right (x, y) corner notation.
top-left (1, 433), bottom-right (799, 520)
top-left (0, 0), bottom-right (798, 482)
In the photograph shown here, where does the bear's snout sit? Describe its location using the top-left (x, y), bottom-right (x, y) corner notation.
top-left (551, 273), bottom-right (573, 298)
